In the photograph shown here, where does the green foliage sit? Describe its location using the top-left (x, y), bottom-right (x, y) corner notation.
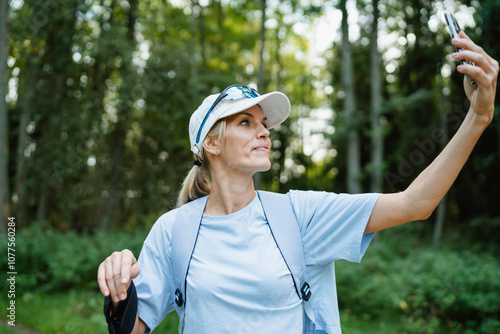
top-left (2, 223), bottom-right (499, 333)
top-left (0, 224), bottom-right (148, 293)
top-left (336, 235), bottom-right (500, 333)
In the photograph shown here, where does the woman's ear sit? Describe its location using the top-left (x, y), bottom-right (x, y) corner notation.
top-left (203, 136), bottom-right (220, 156)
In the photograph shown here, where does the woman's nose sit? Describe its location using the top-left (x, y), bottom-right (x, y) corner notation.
top-left (258, 124), bottom-right (270, 138)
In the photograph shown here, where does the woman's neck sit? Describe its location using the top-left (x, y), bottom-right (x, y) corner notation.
top-left (205, 170), bottom-right (257, 216)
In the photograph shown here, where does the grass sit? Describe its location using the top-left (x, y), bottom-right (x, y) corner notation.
top-left (0, 324), bottom-right (20, 334)
top-left (0, 288), bottom-right (408, 334)
top-left (0, 289), bottom-right (108, 334)
top-left (340, 312), bottom-right (407, 333)
top-left (0, 289), bottom-right (178, 334)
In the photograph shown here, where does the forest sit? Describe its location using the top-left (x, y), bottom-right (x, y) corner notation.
top-left (0, 0), bottom-right (499, 333)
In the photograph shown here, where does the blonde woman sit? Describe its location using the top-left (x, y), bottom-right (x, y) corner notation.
top-left (97, 32), bottom-right (498, 334)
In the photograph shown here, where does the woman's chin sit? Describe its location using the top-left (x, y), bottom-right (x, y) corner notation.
top-left (244, 159), bottom-right (271, 173)
top-left (254, 161), bottom-right (271, 172)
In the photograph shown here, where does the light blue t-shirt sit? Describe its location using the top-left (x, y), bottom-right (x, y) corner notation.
top-left (134, 190), bottom-right (380, 333)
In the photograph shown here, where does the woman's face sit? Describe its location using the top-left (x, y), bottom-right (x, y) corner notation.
top-left (219, 105), bottom-right (272, 174)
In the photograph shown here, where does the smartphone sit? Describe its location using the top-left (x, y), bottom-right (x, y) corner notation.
top-left (444, 11), bottom-right (477, 87)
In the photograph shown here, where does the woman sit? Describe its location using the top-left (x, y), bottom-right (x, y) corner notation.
top-left (97, 32), bottom-right (498, 334)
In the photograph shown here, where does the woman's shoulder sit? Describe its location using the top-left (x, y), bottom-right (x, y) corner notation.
top-left (286, 189), bottom-right (379, 204)
top-left (155, 207), bottom-right (181, 226)
top-left (143, 207), bottom-right (182, 248)
top-left (286, 189), bottom-right (331, 207)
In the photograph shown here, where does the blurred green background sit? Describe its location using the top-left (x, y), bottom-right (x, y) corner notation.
top-left (1, 0), bottom-right (499, 333)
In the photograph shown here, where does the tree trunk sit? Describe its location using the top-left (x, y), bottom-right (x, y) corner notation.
top-left (370, 0), bottom-right (383, 194)
top-left (0, 0), bottom-right (9, 235)
top-left (190, 0), bottom-right (199, 82)
top-left (36, 181), bottom-right (50, 223)
top-left (273, 26), bottom-right (288, 193)
top-left (258, 0), bottom-right (266, 93)
top-left (15, 67), bottom-right (35, 228)
top-left (340, 0), bottom-right (362, 194)
top-left (100, 0), bottom-right (138, 230)
top-left (254, 0), bottom-right (266, 190)
top-left (15, 100), bottom-right (29, 223)
top-left (92, 0), bottom-right (116, 228)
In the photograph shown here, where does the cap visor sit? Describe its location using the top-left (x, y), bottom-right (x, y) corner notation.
top-left (218, 92), bottom-right (291, 128)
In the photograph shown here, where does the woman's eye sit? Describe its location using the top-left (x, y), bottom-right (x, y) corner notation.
top-left (240, 119), bottom-right (250, 125)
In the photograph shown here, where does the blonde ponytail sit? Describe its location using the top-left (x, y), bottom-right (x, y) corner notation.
top-left (176, 163), bottom-right (211, 207)
top-left (176, 118), bottom-right (226, 207)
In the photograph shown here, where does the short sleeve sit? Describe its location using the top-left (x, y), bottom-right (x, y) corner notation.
top-left (287, 190), bottom-right (380, 265)
top-left (133, 211), bottom-right (178, 333)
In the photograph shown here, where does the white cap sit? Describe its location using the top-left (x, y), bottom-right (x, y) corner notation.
top-left (189, 90), bottom-right (291, 156)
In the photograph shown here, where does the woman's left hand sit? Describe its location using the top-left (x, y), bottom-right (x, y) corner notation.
top-left (452, 31), bottom-right (499, 125)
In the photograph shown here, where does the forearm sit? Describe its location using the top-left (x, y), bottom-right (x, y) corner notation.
top-left (403, 108), bottom-right (490, 221)
top-left (132, 314), bottom-right (146, 334)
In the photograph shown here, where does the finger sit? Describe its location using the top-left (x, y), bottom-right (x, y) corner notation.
top-left (452, 31), bottom-right (482, 51)
top-left (130, 260), bottom-right (141, 280)
top-left (456, 31), bottom-right (474, 43)
top-left (112, 252), bottom-right (128, 302)
top-left (452, 49), bottom-right (486, 66)
top-left (105, 255), bottom-right (119, 303)
top-left (123, 249), bottom-right (140, 280)
top-left (453, 31), bottom-right (483, 54)
top-left (457, 56), bottom-right (499, 89)
top-left (457, 31), bottom-right (481, 48)
top-left (454, 44), bottom-right (498, 73)
top-left (120, 250), bottom-right (133, 285)
top-left (97, 262), bottom-right (110, 297)
top-left (453, 45), bottom-right (498, 86)
top-left (454, 32), bottom-right (498, 68)
top-left (457, 63), bottom-right (488, 88)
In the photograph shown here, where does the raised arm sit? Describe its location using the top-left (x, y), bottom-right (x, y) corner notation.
top-left (365, 32), bottom-right (499, 234)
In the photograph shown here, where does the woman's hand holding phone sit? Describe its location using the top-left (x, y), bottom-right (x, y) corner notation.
top-left (451, 31), bottom-right (498, 126)
top-left (444, 11), bottom-right (477, 88)
top-left (444, 10), bottom-right (498, 126)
